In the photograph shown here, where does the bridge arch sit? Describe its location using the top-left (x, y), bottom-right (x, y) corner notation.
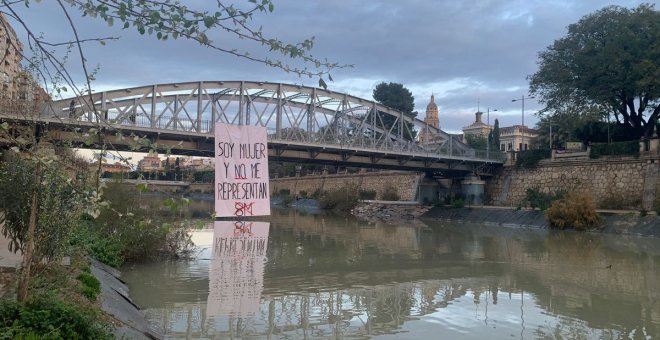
top-left (46, 81), bottom-right (472, 154)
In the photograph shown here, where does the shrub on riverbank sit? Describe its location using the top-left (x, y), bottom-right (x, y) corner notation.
top-left (545, 191), bottom-right (601, 230)
top-left (381, 185), bottom-right (400, 201)
top-left (0, 297), bottom-right (112, 339)
top-left (525, 188), bottom-right (564, 211)
top-left (85, 182), bottom-right (195, 265)
top-left (319, 185), bottom-right (359, 211)
top-left (0, 154), bottom-right (89, 265)
top-left (0, 254), bottom-right (113, 339)
top-left (359, 189), bottom-right (377, 200)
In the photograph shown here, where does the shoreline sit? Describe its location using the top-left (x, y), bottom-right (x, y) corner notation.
top-left (422, 206), bottom-right (660, 238)
top-left (351, 202), bottom-right (660, 238)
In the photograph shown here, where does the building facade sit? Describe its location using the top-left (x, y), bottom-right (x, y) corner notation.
top-left (0, 13), bottom-right (24, 100)
top-left (0, 13), bottom-right (49, 108)
top-left (499, 125), bottom-right (538, 151)
top-left (138, 151), bottom-right (163, 172)
top-left (100, 162), bottom-right (132, 173)
top-left (462, 111), bottom-right (490, 139)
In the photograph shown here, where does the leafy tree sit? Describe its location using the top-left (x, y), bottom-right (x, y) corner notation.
top-left (0, 154), bottom-right (89, 301)
top-left (529, 4), bottom-right (660, 139)
top-left (490, 119), bottom-right (500, 150)
top-left (465, 133), bottom-right (488, 149)
top-left (533, 106), bottom-right (639, 148)
top-left (2, 0), bottom-right (346, 93)
top-left (371, 82), bottom-right (418, 141)
top-left (533, 108), bottom-right (599, 148)
top-left (0, 0), bottom-right (343, 304)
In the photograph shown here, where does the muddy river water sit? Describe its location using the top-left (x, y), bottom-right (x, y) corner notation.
top-left (121, 208), bottom-right (660, 339)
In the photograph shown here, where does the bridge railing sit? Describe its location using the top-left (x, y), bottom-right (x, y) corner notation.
top-left (7, 105), bottom-right (505, 163)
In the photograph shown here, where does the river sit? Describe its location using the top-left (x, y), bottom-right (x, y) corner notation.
top-left (121, 206), bottom-right (660, 339)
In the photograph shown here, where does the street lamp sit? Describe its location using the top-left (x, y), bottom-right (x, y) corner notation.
top-left (512, 95), bottom-right (535, 151)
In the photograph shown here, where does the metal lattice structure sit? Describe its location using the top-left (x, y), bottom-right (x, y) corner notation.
top-left (5, 81), bottom-right (505, 173)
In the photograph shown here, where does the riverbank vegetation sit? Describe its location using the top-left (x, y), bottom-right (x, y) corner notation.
top-left (545, 191), bottom-right (602, 230)
top-left (319, 185), bottom-right (360, 211)
top-left (0, 253), bottom-right (113, 339)
top-left (0, 120), bottom-right (198, 338)
top-left (72, 181), bottom-right (196, 267)
top-left (0, 150), bottom-right (197, 337)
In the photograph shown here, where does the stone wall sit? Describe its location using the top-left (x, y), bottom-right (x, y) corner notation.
top-left (486, 157), bottom-right (660, 209)
top-left (270, 171), bottom-right (422, 201)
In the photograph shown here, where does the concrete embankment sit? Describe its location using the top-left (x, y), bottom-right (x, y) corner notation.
top-left (422, 206), bottom-right (660, 238)
top-left (90, 258), bottom-right (161, 339)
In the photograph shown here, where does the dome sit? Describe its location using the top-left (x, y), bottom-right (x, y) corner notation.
top-left (426, 94), bottom-right (438, 111)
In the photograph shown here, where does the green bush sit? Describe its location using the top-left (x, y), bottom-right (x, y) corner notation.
top-left (0, 298), bottom-right (112, 339)
top-left (598, 190), bottom-right (642, 210)
top-left (281, 194), bottom-right (294, 206)
top-left (545, 191), bottom-right (602, 230)
top-left (278, 188), bottom-right (291, 196)
top-left (516, 149), bottom-right (551, 169)
top-left (590, 141), bottom-right (639, 159)
top-left (299, 190), bottom-right (308, 198)
top-left (381, 186), bottom-right (400, 201)
top-left (525, 188), bottom-right (563, 211)
top-left (359, 189), bottom-right (377, 200)
top-left (311, 188), bottom-right (323, 199)
top-left (70, 220), bottom-right (124, 267)
top-left (451, 198), bottom-right (465, 208)
top-left (92, 182), bottom-right (194, 263)
top-left (319, 185), bottom-right (360, 211)
top-left (0, 155), bottom-right (88, 264)
top-left (76, 272), bottom-right (101, 301)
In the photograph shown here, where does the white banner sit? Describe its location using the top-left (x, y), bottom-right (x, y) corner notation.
top-left (214, 123), bottom-right (270, 217)
top-left (206, 221), bottom-right (269, 317)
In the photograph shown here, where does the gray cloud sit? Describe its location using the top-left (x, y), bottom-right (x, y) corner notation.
top-left (4, 0), bottom-right (640, 133)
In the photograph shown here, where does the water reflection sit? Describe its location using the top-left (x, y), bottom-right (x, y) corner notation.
top-left (207, 221), bottom-right (269, 317)
top-left (121, 207), bottom-right (660, 339)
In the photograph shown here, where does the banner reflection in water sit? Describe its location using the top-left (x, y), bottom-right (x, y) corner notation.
top-left (206, 220), bottom-right (269, 317)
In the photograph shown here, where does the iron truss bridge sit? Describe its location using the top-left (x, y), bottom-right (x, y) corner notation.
top-left (1, 81), bottom-right (505, 176)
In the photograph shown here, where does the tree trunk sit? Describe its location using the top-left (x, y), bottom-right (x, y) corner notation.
top-left (17, 160), bottom-right (41, 302)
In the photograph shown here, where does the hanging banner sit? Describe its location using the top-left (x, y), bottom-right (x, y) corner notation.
top-left (214, 123), bottom-right (270, 217)
top-left (206, 221), bottom-right (269, 317)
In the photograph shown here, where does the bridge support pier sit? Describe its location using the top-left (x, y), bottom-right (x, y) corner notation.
top-left (419, 173), bottom-right (486, 206)
top-left (461, 176), bottom-right (486, 205)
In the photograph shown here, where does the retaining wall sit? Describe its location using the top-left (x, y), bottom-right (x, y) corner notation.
top-left (486, 157), bottom-right (660, 209)
top-left (270, 171), bottom-right (422, 200)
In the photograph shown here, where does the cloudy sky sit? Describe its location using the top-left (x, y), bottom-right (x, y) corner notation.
top-left (4, 0), bottom-right (643, 133)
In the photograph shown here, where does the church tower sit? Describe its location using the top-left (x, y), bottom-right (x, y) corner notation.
top-left (424, 94), bottom-right (439, 128)
top-left (419, 94), bottom-right (441, 143)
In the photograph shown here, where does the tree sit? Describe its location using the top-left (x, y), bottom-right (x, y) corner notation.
top-left (529, 4), bottom-right (660, 139)
top-left (490, 119), bottom-right (500, 150)
top-left (465, 134), bottom-right (488, 149)
top-left (1, 0), bottom-right (345, 302)
top-left (1, 0), bottom-right (346, 93)
top-left (372, 82), bottom-right (418, 141)
top-left (533, 107), bottom-right (595, 148)
top-left (0, 154), bottom-right (87, 301)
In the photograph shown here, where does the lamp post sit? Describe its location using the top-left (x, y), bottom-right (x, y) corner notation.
top-left (549, 119), bottom-right (552, 149)
top-left (487, 108), bottom-right (497, 158)
top-left (512, 95), bottom-right (534, 151)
